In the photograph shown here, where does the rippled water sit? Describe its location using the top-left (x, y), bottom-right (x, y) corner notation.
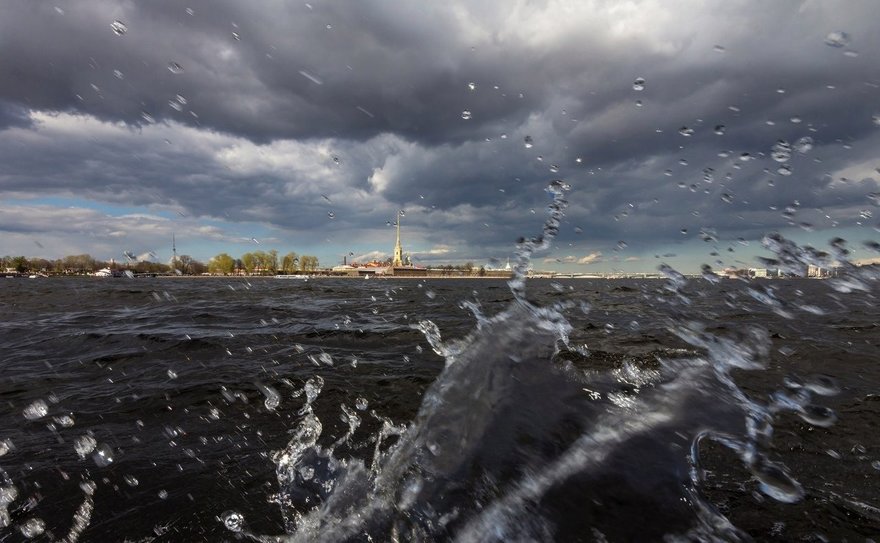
top-left (0, 272), bottom-right (878, 541)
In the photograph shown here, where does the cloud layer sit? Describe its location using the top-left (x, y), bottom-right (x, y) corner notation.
top-left (1, 0), bottom-right (878, 270)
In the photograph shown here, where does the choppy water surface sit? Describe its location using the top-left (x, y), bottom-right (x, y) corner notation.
top-left (1, 268), bottom-right (879, 540)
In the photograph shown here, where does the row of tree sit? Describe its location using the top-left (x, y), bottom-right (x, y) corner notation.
top-left (207, 251), bottom-right (319, 275)
top-left (1, 250), bottom-right (319, 276)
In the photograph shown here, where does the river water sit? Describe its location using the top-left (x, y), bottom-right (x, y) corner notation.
top-left (0, 273), bottom-right (878, 541)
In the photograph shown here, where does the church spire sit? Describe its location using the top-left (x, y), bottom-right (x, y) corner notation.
top-left (392, 212), bottom-right (404, 267)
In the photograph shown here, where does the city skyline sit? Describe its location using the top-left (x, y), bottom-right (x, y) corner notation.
top-left (1, 1), bottom-right (879, 273)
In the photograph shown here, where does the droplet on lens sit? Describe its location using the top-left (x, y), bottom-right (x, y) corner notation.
top-left (110, 20), bottom-right (127, 35)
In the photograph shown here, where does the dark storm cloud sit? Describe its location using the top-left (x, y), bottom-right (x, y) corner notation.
top-left (0, 0), bottom-right (878, 267)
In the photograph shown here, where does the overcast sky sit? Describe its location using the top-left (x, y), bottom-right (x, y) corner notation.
top-left (1, 0), bottom-right (878, 272)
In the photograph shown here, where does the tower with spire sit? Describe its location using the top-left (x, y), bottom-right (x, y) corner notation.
top-left (392, 212), bottom-right (404, 267)
top-left (171, 233), bottom-right (178, 271)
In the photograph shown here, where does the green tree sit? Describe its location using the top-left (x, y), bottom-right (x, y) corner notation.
top-left (281, 252), bottom-right (298, 273)
top-left (241, 252), bottom-right (257, 275)
top-left (268, 249), bottom-right (279, 274)
top-left (299, 255), bottom-right (319, 272)
top-left (208, 253), bottom-right (235, 275)
top-left (11, 256), bottom-right (29, 273)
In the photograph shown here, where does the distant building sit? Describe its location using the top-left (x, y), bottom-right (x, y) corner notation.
top-left (749, 268), bottom-right (768, 278)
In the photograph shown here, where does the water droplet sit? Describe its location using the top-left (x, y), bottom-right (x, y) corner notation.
top-left (461, 110), bottom-right (472, 120)
top-left (549, 164), bottom-right (559, 173)
top-left (777, 164), bottom-right (792, 176)
top-left (110, 20), bottom-right (127, 36)
top-left (0, 439), bottom-right (12, 457)
top-left (678, 158), bottom-right (688, 166)
top-left (804, 375), bottom-right (840, 396)
top-left (53, 414), bottom-right (75, 427)
top-left (635, 99), bottom-right (643, 107)
top-left (221, 510), bottom-right (244, 532)
top-left (19, 517), bottom-right (45, 538)
top-left (79, 479), bottom-right (97, 496)
top-left (771, 140), bottom-right (792, 162)
top-left (140, 112), bottom-right (156, 124)
top-left (22, 399), bottom-right (48, 420)
top-left (158, 489), bottom-right (168, 499)
top-left (124, 474), bottom-right (139, 487)
top-left (168, 100), bottom-right (183, 111)
top-left (167, 62), bottom-right (184, 74)
top-left (167, 369), bottom-right (178, 379)
top-left (113, 69), bottom-right (124, 80)
top-left (632, 77), bottom-right (646, 91)
top-left (790, 116), bottom-right (802, 124)
top-left (185, 7), bottom-right (195, 16)
top-left (794, 136), bottom-right (813, 153)
top-left (872, 460), bottom-right (880, 471)
top-left (74, 435), bottom-right (97, 459)
top-left (714, 124), bottom-right (726, 135)
top-left (751, 458), bottom-right (804, 503)
top-left (824, 31), bottom-right (851, 48)
top-left (327, 211), bottom-right (335, 219)
top-left (799, 404), bottom-right (837, 427)
top-left (872, 114), bottom-right (880, 127)
top-left (232, 31), bottom-right (241, 40)
top-left (92, 443), bottom-right (115, 467)
top-left (467, 82), bottom-right (476, 91)
top-left (524, 135), bottom-right (533, 149)
top-left (678, 126), bottom-right (694, 137)
top-left (713, 44), bottom-right (726, 53)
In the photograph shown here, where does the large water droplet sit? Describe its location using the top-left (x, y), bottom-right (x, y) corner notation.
top-left (678, 126), bottom-right (694, 137)
top-left (0, 439), bottom-right (12, 457)
top-left (632, 77), bottom-right (646, 91)
top-left (524, 135), bottom-right (533, 149)
top-left (74, 435), bottom-right (97, 459)
top-left (221, 510), bottom-right (244, 532)
top-left (824, 31), bottom-right (851, 48)
top-left (798, 404), bottom-right (837, 427)
top-left (92, 443), bottom-right (115, 467)
top-left (19, 517), bottom-right (45, 538)
top-left (714, 124), bottom-right (726, 135)
top-left (110, 20), bottom-right (127, 36)
top-left (777, 164), bottom-right (792, 176)
top-left (461, 110), bottom-right (472, 120)
top-left (771, 140), bottom-right (792, 162)
top-left (22, 399), bottom-right (48, 420)
top-left (751, 459), bottom-right (804, 503)
top-left (794, 136), bottom-right (813, 153)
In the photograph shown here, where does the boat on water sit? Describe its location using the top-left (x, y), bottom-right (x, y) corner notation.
top-left (274, 274), bottom-right (310, 280)
top-left (94, 268), bottom-right (124, 277)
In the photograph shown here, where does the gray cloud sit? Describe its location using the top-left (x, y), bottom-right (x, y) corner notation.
top-left (0, 0), bottom-right (878, 269)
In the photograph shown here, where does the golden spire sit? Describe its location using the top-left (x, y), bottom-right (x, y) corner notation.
top-left (392, 212), bottom-right (404, 267)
